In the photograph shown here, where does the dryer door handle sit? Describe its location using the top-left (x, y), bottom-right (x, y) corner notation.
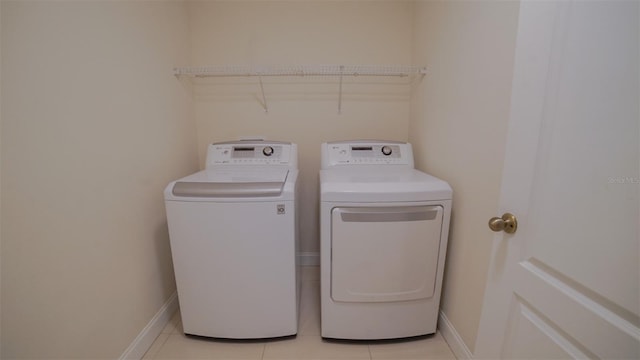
top-left (338, 206), bottom-right (440, 223)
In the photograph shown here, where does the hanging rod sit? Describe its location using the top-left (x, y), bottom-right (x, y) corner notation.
top-left (173, 65), bottom-right (427, 78)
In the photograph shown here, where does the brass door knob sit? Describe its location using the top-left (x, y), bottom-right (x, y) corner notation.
top-left (488, 213), bottom-right (518, 234)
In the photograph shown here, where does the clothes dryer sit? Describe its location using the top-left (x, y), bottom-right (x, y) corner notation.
top-left (165, 140), bottom-right (299, 339)
top-left (319, 140), bottom-right (452, 340)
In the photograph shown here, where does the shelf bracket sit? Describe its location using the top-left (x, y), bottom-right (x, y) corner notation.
top-left (338, 65), bottom-right (344, 114)
top-left (258, 74), bottom-right (268, 113)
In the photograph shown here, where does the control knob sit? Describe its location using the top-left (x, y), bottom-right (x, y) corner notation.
top-left (381, 146), bottom-right (393, 156)
top-left (262, 146), bottom-right (274, 156)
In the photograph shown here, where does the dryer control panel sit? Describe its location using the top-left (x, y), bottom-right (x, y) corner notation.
top-left (322, 141), bottom-right (414, 168)
top-left (206, 141), bottom-right (297, 168)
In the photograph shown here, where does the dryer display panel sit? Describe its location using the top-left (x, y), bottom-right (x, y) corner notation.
top-left (330, 205), bottom-right (444, 303)
top-left (325, 143), bottom-right (412, 166)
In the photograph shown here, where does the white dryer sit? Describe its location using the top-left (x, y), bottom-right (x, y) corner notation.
top-left (164, 140), bottom-right (299, 339)
top-left (319, 140), bottom-right (452, 340)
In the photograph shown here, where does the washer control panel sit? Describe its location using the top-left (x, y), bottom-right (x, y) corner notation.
top-left (324, 141), bottom-right (413, 167)
top-left (207, 142), bottom-right (292, 166)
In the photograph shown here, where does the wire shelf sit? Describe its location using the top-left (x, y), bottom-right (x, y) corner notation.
top-left (174, 64), bottom-right (426, 113)
top-left (174, 65), bottom-right (427, 78)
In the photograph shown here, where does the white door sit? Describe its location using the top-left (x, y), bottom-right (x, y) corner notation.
top-left (475, 1), bottom-right (639, 359)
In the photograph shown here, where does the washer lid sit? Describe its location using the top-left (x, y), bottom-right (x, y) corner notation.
top-left (170, 167), bottom-right (290, 198)
top-left (320, 168), bottom-right (452, 202)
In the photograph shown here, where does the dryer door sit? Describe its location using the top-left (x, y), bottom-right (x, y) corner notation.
top-left (331, 205), bottom-right (443, 303)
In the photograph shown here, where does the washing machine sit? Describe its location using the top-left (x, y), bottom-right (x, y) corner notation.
top-left (319, 140), bottom-right (452, 340)
top-left (164, 140), bottom-right (299, 339)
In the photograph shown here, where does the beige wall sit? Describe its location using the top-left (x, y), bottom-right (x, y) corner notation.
top-left (188, 1), bottom-right (414, 253)
top-left (0, 0), bottom-right (524, 357)
top-left (410, 0), bottom-right (520, 353)
top-left (1, 1), bottom-right (197, 358)
top-left (0, 1), bottom-right (3, 353)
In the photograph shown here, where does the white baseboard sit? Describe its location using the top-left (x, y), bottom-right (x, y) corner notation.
top-left (439, 310), bottom-right (473, 360)
top-left (119, 292), bottom-right (178, 360)
top-left (297, 252), bottom-right (319, 266)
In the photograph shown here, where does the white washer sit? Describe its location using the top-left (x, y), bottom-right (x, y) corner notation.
top-left (320, 140), bottom-right (452, 340)
top-left (164, 140), bottom-right (299, 339)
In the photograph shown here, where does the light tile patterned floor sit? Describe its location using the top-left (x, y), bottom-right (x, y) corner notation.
top-left (143, 267), bottom-right (456, 360)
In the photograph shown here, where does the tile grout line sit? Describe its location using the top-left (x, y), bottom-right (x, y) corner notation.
top-left (260, 342), bottom-right (266, 360)
top-left (147, 333), bottom-right (171, 360)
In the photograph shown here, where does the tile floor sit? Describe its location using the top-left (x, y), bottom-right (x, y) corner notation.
top-left (143, 267), bottom-right (456, 359)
